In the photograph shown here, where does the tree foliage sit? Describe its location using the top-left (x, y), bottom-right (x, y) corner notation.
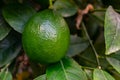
top-left (0, 0), bottom-right (120, 80)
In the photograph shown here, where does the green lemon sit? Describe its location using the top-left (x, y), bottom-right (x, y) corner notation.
top-left (22, 9), bottom-right (70, 64)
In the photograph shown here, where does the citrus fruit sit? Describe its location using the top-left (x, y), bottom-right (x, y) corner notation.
top-left (22, 9), bottom-right (70, 64)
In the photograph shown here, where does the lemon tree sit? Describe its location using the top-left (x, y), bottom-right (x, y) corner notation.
top-left (1, 0), bottom-right (120, 80)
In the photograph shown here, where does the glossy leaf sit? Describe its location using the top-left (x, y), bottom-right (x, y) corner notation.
top-left (84, 69), bottom-right (93, 80)
top-left (93, 69), bottom-right (115, 80)
top-left (34, 74), bottom-right (46, 80)
top-left (46, 57), bottom-right (87, 80)
top-left (67, 35), bottom-right (89, 57)
top-left (0, 70), bottom-right (12, 80)
top-left (53, 0), bottom-right (78, 17)
top-left (0, 16), bottom-right (11, 41)
top-left (107, 57), bottom-right (120, 74)
top-left (0, 31), bottom-right (21, 67)
top-left (110, 51), bottom-right (120, 60)
top-left (2, 4), bottom-right (36, 33)
top-left (104, 6), bottom-right (120, 55)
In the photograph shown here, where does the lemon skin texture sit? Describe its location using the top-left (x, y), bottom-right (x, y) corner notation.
top-left (22, 9), bottom-right (70, 64)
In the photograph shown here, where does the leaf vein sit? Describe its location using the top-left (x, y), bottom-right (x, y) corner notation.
top-left (60, 60), bottom-right (69, 80)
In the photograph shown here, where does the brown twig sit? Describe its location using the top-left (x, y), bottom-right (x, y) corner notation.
top-left (76, 4), bottom-right (94, 29)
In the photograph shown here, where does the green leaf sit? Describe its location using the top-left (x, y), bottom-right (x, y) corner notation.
top-left (78, 47), bottom-right (97, 67)
top-left (46, 57), bottom-right (87, 80)
top-left (67, 35), bottom-right (89, 57)
top-left (53, 0), bottom-right (78, 17)
top-left (0, 16), bottom-right (11, 41)
top-left (104, 6), bottom-right (120, 55)
top-left (84, 69), bottom-right (93, 80)
top-left (107, 57), bottom-right (120, 74)
top-left (34, 74), bottom-right (46, 80)
top-left (2, 4), bottom-right (36, 33)
top-left (0, 31), bottom-right (21, 67)
top-left (109, 51), bottom-right (120, 60)
top-left (0, 70), bottom-right (12, 80)
top-left (93, 69), bottom-right (115, 80)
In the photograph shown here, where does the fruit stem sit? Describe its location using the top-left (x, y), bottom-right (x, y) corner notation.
top-left (82, 22), bottom-right (101, 69)
top-left (49, 0), bottom-right (53, 9)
